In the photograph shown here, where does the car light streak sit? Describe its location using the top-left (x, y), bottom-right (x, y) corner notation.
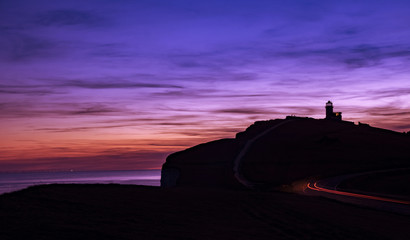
top-left (307, 182), bottom-right (410, 205)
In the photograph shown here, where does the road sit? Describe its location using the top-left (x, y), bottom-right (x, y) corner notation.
top-left (232, 118), bottom-right (410, 214)
top-left (233, 119), bottom-right (296, 188)
top-left (307, 181), bottom-right (410, 205)
top-left (304, 173), bottom-right (410, 215)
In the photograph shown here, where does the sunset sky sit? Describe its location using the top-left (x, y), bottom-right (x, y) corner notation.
top-left (1, 0), bottom-right (410, 172)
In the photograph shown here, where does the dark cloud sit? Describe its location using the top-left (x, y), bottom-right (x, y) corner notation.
top-left (333, 26), bottom-right (361, 36)
top-left (0, 78), bottom-right (183, 96)
top-left (0, 83), bottom-right (64, 95)
top-left (166, 42), bottom-right (350, 74)
top-left (37, 124), bottom-right (136, 133)
top-left (89, 43), bottom-right (137, 59)
top-left (371, 111), bottom-right (410, 117)
top-left (347, 105), bottom-right (410, 131)
top-left (70, 105), bottom-right (120, 115)
top-left (35, 9), bottom-right (103, 27)
top-left (64, 104), bottom-right (127, 116)
top-left (160, 127), bottom-right (240, 137)
top-left (97, 116), bottom-right (196, 124)
top-left (0, 88), bottom-right (57, 95)
top-left (0, 150), bottom-right (169, 172)
top-left (213, 108), bottom-right (276, 115)
top-left (0, 24), bottom-right (28, 32)
top-left (0, 102), bottom-right (128, 118)
top-left (272, 78), bottom-right (312, 86)
top-left (152, 88), bottom-right (273, 100)
top-left (152, 89), bottom-right (220, 98)
top-left (396, 124), bottom-right (410, 130)
top-left (282, 106), bottom-right (321, 116)
top-left (276, 44), bottom-right (410, 69)
top-left (172, 39), bottom-right (410, 73)
top-left (36, 120), bottom-right (204, 133)
top-left (156, 122), bottom-right (201, 126)
top-left (0, 33), bottom-right (56, 61)
top-left (175, 61), bottom-right (203, 68)
top-left (59, 79), bottom-right (183, 89)
top-left (366, 88), bottom-right (410, 99)
top-left (343, 45), bottom-right (382, 68)
top-left (362, 106), bottom-right (410, 117)
top-left (96, 115), bottom-right (203, 127)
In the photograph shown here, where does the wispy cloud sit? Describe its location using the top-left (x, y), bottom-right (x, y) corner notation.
top-left (36, 124), bottom-right (137, 133)
top-left (0, 150), bottom-right (170, 172)
top-left (0, 33), bottom-right (57, 61)
top-left (35, 9), bottom-right (105, 27)
top-left (0, 88), bottom-right (57, 95)
top-left (0, 102), bottom-right (128, 118)
top-left (58, 79), bottom-right (183, 89)
top-left (213, 108), bottom-right (279, 115)
top-left (0, 78), bottom-right (183, 96)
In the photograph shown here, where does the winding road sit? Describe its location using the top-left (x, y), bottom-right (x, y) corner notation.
top-left (232, 118), bottom-right (410, 214)
top-left (305, 172), bottom-right (410, 215)
top-left (307, 181), bottom-right (410, 205)
top-left (233, 119), bottom-right (296, 188)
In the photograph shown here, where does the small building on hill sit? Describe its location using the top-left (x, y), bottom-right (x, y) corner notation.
top-left (325, 101), bottom-right (342, 121)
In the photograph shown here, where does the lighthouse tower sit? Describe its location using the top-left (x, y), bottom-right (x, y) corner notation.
top-left (325, 101), bottom-right (342, 121)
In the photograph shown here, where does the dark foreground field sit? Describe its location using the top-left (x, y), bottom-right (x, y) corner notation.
top-left (338, 169), bottom-right (410, 201)
top-left (1, 184), bottom-right (410, 240)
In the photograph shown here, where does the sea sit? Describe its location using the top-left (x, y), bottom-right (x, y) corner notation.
top-left (0, 170), bottom-right (161, 195)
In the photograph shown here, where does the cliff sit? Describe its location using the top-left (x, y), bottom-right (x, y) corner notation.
top-left (161, 117), bottom-right (410, 189)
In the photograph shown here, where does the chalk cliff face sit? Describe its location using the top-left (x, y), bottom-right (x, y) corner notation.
top-left (161, 138), bottom-right (244, 188)
top-left (161, 118), bottom-right (410, 189)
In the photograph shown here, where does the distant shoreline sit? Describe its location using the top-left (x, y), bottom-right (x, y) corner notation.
top-left (0, 170), bottom-right (160, 195)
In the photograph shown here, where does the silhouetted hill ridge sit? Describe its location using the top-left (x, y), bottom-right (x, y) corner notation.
top-left (161, 118), bottom-right (410, 189)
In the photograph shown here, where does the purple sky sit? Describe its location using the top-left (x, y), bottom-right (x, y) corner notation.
top-left (1, 0), bottom-right (410, 172)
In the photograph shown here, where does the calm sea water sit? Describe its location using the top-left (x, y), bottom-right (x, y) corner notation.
top-left (0, 170), bottom-right (161, 195)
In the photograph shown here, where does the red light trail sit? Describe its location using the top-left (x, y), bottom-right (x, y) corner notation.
top-left (307, 182), bottom-right (410, 205)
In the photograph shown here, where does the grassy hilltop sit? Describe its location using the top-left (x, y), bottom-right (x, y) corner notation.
top-left (162, 118), bottom-right (410, 189)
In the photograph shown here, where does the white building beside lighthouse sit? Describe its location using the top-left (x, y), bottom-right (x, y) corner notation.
top-left (325, 101), bottom-right (342, 121)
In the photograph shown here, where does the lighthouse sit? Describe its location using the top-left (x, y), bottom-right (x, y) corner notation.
top-left (325, 101), bottom-right (342, 121)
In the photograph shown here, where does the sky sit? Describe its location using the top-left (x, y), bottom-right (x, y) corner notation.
top-left (1, 0), bottom-right (410, 172)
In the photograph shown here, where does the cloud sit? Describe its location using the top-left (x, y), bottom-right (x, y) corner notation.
top-left (0, 8), bottom-right (109, 61)
top-left (59, 79), bottom-right (183, 89)
top-left (279, 44), bottom-right (410, 69)
top-left (0, 78), bottom-right (183, 97)
top-left (154, 89), bottom-right (273, 99)
top-left (97, 115), bottom-right (200, 124)
top-left (0, 150), bottom-right (170, 172)
top-left (376, 88), bottom-right (410, 96)
top-left (35, 9), bottom-right (104, 27)
top-left (348, 105), bottom-right (410, 131)
top-left (397, 124), bottom-right (410, 130)
top-left (0, 102), bottom-right (128, 118)
top-left (88, 43), bottom-right (137, 59)
top-left (160, 126), bottom-right (241, 138)
top-left (213, 108), bottom-right (278, 115)
top-left (333, 26), bottom-right (361, 36)
top-left (358, 88), bottom-right (410, 100)
top-left (70, 105), bottom-right (121, 115)
top-left (0, 82), bottom-right (64, 96)
top-left (0, 33), bottom-right (57, 61)
top-left (362, 106), bottom-right (410, 117)
top-left (169, 32), bottom-right (410, 74)
top-left (0, 88), bottom-right (57, 95)
top-left (36, 124), bottom-right (136, 133)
